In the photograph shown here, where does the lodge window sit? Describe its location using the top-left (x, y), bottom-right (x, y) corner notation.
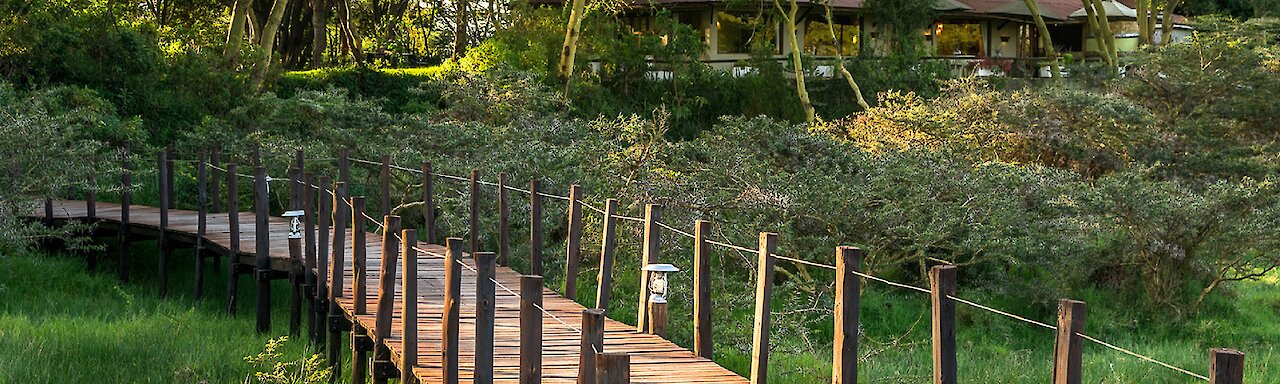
top-left (716, 11), bottom-right (776, 54)
top-left (934, 23), bottom-right (982, 56)
top-left (803, 16), bottom-right (859, 56)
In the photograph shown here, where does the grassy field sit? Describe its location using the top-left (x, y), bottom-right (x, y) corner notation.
top-left (1, 238), bottom-right (1276, 383)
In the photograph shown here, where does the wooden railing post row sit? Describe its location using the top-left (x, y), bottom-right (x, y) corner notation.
top-left (595, 199), bottom-right (619, 312)
top-left (1052, 299), bottom-right (1087, 384)
top-left (564, 184), bottom-right (584, 299)
top-left (1209, 348), bottom-right (1245, 384)
top-left (373, 215), bottom-right (402, 383)
top-left (578, 308), bottom-right (606, 384)
top-left (834, 246), bottom-right (863, 384)
top-left (693, 220), bottom-right (713, 359)
top-left (316, 175), bottom-right (332, 352)
top-left (750, 232), bottom-right (778, 384)
top-left (498, 172), bottom-right (509, 266)
top-left (930, 265), bottom-right (958, 384)
top-left (595, 353), bottom-right (631, 384)
top-left (254, 165), bottom-right (271, 334)
top-left (422, 162), bottom-right (435, 244)
top-left (225, 163), bottom-right (240, 314)
top-left (195, 152), bottom-right (208, 300)
top-left (399, 229), bottom-right (419, 384)
top-left (442, 238), bottom-right (463, 384)
top-left (351, 195), bottom-right (371, 384)
top-left (379, 155), bottom-right (391, 217)
top-left (519, 275), bottom-right (544, 384)
top-left (475, 252), bottom-right (497, 384)
top-left (327, 180), bottom-right (348, 376)
top-left (158, 151), bottom-right (170, 297)
top-left (119, 146), bottom-right (133, 284)
top-left (636, 204), bottom-right (662, 332)
top-left (470, 169), bottom-right (480, 255)
top-left (529, 179), bottom-right (544, 276)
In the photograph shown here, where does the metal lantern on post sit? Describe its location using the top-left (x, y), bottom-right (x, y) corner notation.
top-left (642, 263), bottom-right (679, 336)
top-left (283, 210), bottom-right (305, 239)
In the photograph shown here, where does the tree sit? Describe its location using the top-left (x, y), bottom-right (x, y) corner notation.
top-left (1137, 0), bottom-right (1150, 45)
top-left (227, 0), bottom-right (254, 61)
top-left (310, 0), bottom-right (329, 68)
top-left (820, 0), bottom-right (870, 110)
top-left (251, 0), bottom-right (293, 89)
top-left (1161, 0), bottom-right (1185, 44)
top-left (453, 0), bottom-right (469, 57)
top-left (776, 0), bottom-right (815, 123)
top-left (1081, 0), bottom-right (1118, 67)
top-left (1025, 0), bottom-right (1062, 80)
top-left (336, 0), bottom-right (364, 63)
top-left (555, 0), bottom-right (588, 84)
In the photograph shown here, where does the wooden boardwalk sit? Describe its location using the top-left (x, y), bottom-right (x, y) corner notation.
top-left (36, 199), bottom-right (749, 384)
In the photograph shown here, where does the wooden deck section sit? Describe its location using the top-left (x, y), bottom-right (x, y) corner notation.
top-left (35, 199), bottom-right (749, 384)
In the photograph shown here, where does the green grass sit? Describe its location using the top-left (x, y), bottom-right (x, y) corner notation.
top-left (0, 242), bottom-right (325, 383)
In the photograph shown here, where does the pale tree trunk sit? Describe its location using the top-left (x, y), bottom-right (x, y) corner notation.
top-left (776, 0), bottom-right (815, 123)
top-left (822, 0), bottom-right (869, 110)
top-left (336, 0), bottom-right (364, 63)
top-left (1025, 0), bottom-right (1062, 80)
top-left (1147, 0), bottom-right (1157, 43)
top-left (1082, 0), bottom-right (1117, 67)
top-left (555, 0), bottom-right (588, 84)
top-left (1092, 0), bottom-right (1118, 65)
top-left (226, 0), bottom-right (254, 61)
top-left (310, 0), bottom-right (329, 68)
top-left (251, 0), bottom-right (293, 90)
top-left (1136, 0), bottom-right (1148, 45)
top-left (1160, 0), bottom-right (1182, 44)
top-left (452, 0), bottom-right (469, 58)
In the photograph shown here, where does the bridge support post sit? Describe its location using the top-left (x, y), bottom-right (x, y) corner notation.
top-left (498, 173), bottom-right (510, 266)
top-left (636, 204), bottom-right (662, 332)
top-left (254, 165), bottom-right (271, 334)
top-left (303, 172), bottom-right (318, 345)
top-left (351, 196), bottom-right (369, 384)
top-left (595, 199), bottom-right (619, 312)
top-left (421, 162), bottom-right (435, 245)
top-left (750, 232), bottom-right (777, 384)
top-left (400, 229), bottom-right (419, 384)
top-left (316, 176), bottom-right (332, 353)
top-left (578, 308), bottom-right (606, 384)
top-left (520, 275), bottom-right (543, 384)
top-left (564, 184), bottom-right (584, 299)
top-left (930, 265), bottom-right (958, 384)
top-left (327, 181), bottom-right (348, 377)
top-left (225, 163), bottom-right (240, 314)
top-left (1210, 348), bottom-right (1245, 384)
top-left (475, 252), bottom-right (497, 384)
top-left (372, 216), bottom-right (402, 384)
top-left (834, 247), bottom-right (863, 384)
top-left (647, 301), bottom-right (668, 337)
top-left (118, 150), bottom-right (133, 284)
top-left (469, 170), bottom-right (480, 256)
top-left (289, 166), bottom-right (303, 338)
top-left (693, 220), bottom-right (713, 359)
top-left (595, 353), bottom-right (631, 384)
top-left (1052, 300), bottom-right (1087, 384)
top-left (158, 151), bottom-right (170, 298)
top-left (195, 153), bottom-right (208, 300)
top-left (442, 238), bottom-right (463, 384)
top-left (529, 179), bottom-right (543, 276)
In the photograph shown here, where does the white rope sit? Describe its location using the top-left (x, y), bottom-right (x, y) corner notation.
top-left (847, 270), bottom-right (932, 295)
top-left (581, 201), bottom-right (607, 215)
top-left (656, 221), bottom-right (696, 240)
top-left (771, 254), bottom-right (838, 270)
top-left (1078, 333), bottom-right (1210, 381)
top-left (946, 295), bottom-right (1057, 331)
top-left (707, 239), bottom-right (757, 254)
top-left (614, 214), bottom-right (645, 223)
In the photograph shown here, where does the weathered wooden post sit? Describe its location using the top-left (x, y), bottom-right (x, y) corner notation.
top-left (254, 165), bottom-right (271, 334)
top-left (564, 184), bottom-right (584, 299)
top-left (750, 232), bottom-right (778, 384)
top-left (930, 265), bottom-right (958, 384)
top-left (595, 353), bottom-right (631, 384)
top-left (338, 149), bottom-right (351, 196)
top-left (475, 252), bottom-right (497, 384)
top-left (834, 246), bottom-right (863, 384)
top-left (422, 162), bottom-right (435, 244)
top-left (119, 149), bottom-right (133, 284)
top-left (636, 204), bottom-right (662, 332)
top-left (1209, 348), bottom-right (1245, 384)
top-left (578, 308), bottom-right (606, 384)
top-left (529, 179), bottom-right (544, 276)
top-left (289, 167), bottom-right (304, 337)
top-left (498, 172), bottom-right (510, 266)
top-left (1052, 299), bottom-right (1087, 384)
top-left (303, 172), bottom-right (318, 344)
top-left (693, 220), bottom-right (713, 359)
top-left (165, 145), bottom-right (175, 209)
top-left (211, 148), bottom-right (221, 212)
top-left (442, 238), bottom-right (463, 384)
top-left (400, 229), bottom-right (419, 384)
top-left (195, 152), bottom-right (208, 300)
top-left (225, 163), bottom-right (240, 314)
top-left (520, 275), bottom-right (544, 384)
top-left (595, 199), bottom-right (619, 311)
top-left (648, 300), bottom-right (668, 337)
top-left (315, 175), bottom-right (332, 351)
top-left (373, 215), bottom-right (402, 384)
top-left (158, 151), bottom-right (170, 297)
top-left (86, 172), bottom-right (97, 271)
top-left (351, 196), bottom-right (371, 384)
top-left (380, 155), bottom-right (391, 217)
top-left (470, 170), bottom-right (480, 255)
top-left (327, 181), bottom-right (349, 376)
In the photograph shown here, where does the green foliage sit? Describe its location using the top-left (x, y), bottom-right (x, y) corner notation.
top-left (862, 0), bottom-right (936, 57)
top-left (244, 337), bottom-right (330, 384)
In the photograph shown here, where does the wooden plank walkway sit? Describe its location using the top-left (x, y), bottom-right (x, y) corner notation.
top-left (36, 199), bottom-right (750, 384)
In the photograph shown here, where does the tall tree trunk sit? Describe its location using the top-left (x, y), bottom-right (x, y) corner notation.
top-left (777, 0), bottom-right (815, 123)
top-left (227, 0), bottom-right (254, 61)
top-left (1160, 0), bottom-right (1182, 44)
top-left (1147, 0), bottom-right (1157, 43)
top-left (336, 0), bottom-right (364, 63)
top-left (452, 0), bottom-right (469, 58)
top-left (251, 0), bottom-right (293, 90)
top-left (1025, 0), bottom-right (1062, 80)
top-left (311, 0), bottom-right (329, 68)
top-left (1136, 0), bottom-right (1149, 45)
top-left (1091, 0), bottom-right (1118, 66)
top-left (555, 0), bottom-right (588, 84)
top-left (822, 0), bottom-right (869, 110)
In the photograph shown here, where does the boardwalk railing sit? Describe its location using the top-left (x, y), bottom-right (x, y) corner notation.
top-left (35, 145), bottom-right (1247, 384)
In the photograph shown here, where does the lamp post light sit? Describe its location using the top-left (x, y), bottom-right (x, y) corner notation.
top-left (642, 263), bottom-right (679, 336)
top-left (283, 210), bottom-right (305, 239)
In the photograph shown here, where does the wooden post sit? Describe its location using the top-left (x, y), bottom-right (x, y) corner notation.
top-left (400, 229), bottom-right (419, 384)
top-left (636, 204), bottom-right (662, 332)
top-left (288, 167), bottom-right (303, 338)
top-left (373, 215), bottom-right (402, 384)
top-left (252, 142), bottom-right (260, 166)
top-left (380, 155), bottom-right (391, 217)
top-left (749, 232), bottom-right (777, 384)
top-left (338, 148), bottom-right (351, 196)
top-left (1052, 299), bottom-right (1087, 384)
top-left (834, 246), bottom-right (863, 384)
top-left (157, 151), bottom-right (170, 297)
top-left (352, 196), bottom-right (368, 315)
top-left (475, 252), bottom-right (497, 384)
top-left (595, 199), bottom-right (619, 311)
top-left (254, 165), bottom-right (271, 334)
top-left (86, 173), bottom-right (96, 220)
top-left (595, 353), bottom-right (630, 384)
top-left (442, 238), bottom-right (463, 384)
top-left (529, 179), bottom-right (543, 276)
top-left (327, 181), bottom-right (348, 376)
top-left (520, 275), bottom-right (543, 384)
top-left (43, 197), bottom-right (52, 226)
top-left (303, 172), bottom-right (318, 343)
top-left (165, 145), bottom-right (175, 209)
top-left (648, 301), bottom-right (668, 337)
top-left (316, 176), bottom-right (332, 351)
top-left (195, 152), bottom-right (208, 300)
top-left (470, 169), bottom-right (480, 256)
top-left (422, 162), bottom-right (435, 244)
top-left (693, 220), bottom-right (713, 359)
top-left (564, 184), bottom-right (584, 299)
top-left (225, 163), bottom-right (239, 314)
top-left (930, 265), bottom-right (958, 384)
top-left (498, 172), bottom-right (509, 266)
top-left (211, 148), bottom-right (221, 212)
top-left (1209, 348), bottom-right (1245, 384)
top-left (578, 308), bottom-right (606, 384)
top-left (119, 151), bottom-right (132, 284)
